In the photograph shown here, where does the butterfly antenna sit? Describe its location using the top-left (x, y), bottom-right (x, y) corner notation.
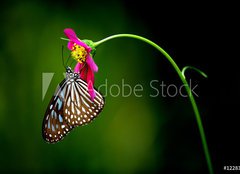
top-left (66, 54), bottom-right (71, 67)
top-left (70, 58), bottom-right (75, 67)
top-left (61, 45), bottom-right (66, 68)
top-left (62, 45), bottom-right (72, 69)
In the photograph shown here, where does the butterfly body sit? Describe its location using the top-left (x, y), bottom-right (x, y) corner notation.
top-left (42, 67), bottom-right (104, 143)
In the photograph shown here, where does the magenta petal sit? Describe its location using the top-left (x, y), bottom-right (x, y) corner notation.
top-left (64, 28), bottom-right (78, 40)
top-left (86, 66), bottom-right (94, 83)
top-left (64, 28), bottom-right (91, 51)
top-left (86, 55), bottom-right (98, 72)
top-left (88, 80), bottom-right (96, 101)
top-left (74, 62), bottom-right (82, 73)
top-left (80, 65), bottom-right (87, 81)
top-left (67, 41), bottom-right (75, 50)
top-left (86, 68), bottom-right (96, 100)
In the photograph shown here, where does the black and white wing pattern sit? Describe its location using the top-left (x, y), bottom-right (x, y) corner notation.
top-left (62, 77), bottom-right (104, 127)
top-left (42, 67), bottom-right (104, 144)
top-left (42, 79), bottom-right (73, 143)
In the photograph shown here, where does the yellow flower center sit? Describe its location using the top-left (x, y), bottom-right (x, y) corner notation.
top-left (71, 43), bottom-right (87, 63)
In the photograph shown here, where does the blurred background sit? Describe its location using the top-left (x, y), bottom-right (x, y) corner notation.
top-left (0, 0), bottom-right (239, 173)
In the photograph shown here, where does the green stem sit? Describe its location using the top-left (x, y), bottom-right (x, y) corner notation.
top-left (94, 34), bottom-right (213, 174)
top-left (60, 37), bottom-right (70, 41)
top-left (182, 66), bottom-right (208, 79)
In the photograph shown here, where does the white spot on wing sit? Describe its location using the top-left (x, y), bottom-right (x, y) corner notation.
top-left (71, 84), bottom-right (75, 101)
top-left (94, 98), bottom-right (100, 106)
top-left (82, 107), bottom-right (86, 113)
top-left (81, 96), bottom-right (90, 108)
top-left (71, 102), bottom-right (75, 114)
top-left (76, 108), bottom-right (80, 115)
top-left (74, 83), bottom-right (80, 102)
top-left (67, 96), bottom-right (71, 107)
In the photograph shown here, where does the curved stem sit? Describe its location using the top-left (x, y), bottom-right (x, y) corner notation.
top-left (182, 66), bottom-right (208, 79)
top-left (94, 34), bottom-right (213, 174)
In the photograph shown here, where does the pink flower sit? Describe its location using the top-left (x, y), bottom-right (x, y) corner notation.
top-left (64, 28), bottom-right (98, 100)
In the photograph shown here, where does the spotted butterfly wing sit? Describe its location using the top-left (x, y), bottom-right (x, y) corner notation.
top-left (42, 81), bottom-right (73, 143)
top-left (62, 77), bottom-right (104, 127)
top-left (42, 67), bottom-right (104, 143)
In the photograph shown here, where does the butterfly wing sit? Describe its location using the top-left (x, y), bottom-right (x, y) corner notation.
top-left (42, 79), bottom-right (73, 143)
top-left (42, 67), bottom-right (105, 143)
top-left (63, 78), bottom-right (105, 127)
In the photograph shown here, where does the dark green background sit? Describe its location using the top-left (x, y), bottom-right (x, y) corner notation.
top-left (0, 0), bottom-right (239, 173)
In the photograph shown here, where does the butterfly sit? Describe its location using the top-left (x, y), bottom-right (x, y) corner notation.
top-left (42, 66), bottom-right (104, 143)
